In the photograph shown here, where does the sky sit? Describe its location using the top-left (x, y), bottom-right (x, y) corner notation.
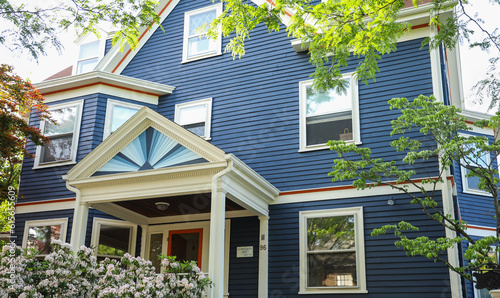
top-left (0, 1), bottom-right (498, 114)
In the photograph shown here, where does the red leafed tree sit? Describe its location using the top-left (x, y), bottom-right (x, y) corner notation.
top-left (0, 64), bottom-right (52, 200)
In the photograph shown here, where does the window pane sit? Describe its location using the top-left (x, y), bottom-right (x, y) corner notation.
top-left (77, 58), bottom-right (99, 74)
top-left (41, 134), bottom-right (73, 163)
top-left (27, 225), bottom-right (62, 254)
top-left (149, 234), bottom-right (163, 273)
top-left (44, 106), bottom-right (77, 136)
top-left (466, 168), bottom-right (481, 190)
top-left (79, 40), bottom-right (100, 60)
top-left (189, 10), bottom-right (216, 36)
top-left (307, 215), bottom-right (355, 251)
top-left (97, 225), bottom-right (131, 258)
top-left (306, 81), bottom-right (351, 117)
top-left (306, 114), bottom-right (352, 145)
top-left (111, 105), bottom-right (140, 132)
top-left (179, 104), bottom-right (207, 125)
top-left (308, 252), bottom-right (357, 287)
top-left (478, 288), bottom-right (492, 298)
top-left (188, 36), bottom-right (214, 57)
top-left (183, 122), bottom-right (205, 137)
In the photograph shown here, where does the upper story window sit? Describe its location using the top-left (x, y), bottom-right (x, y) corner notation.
top-left (103, 99), bottom-right (143, 139)
top-left (460, 134), bottom-right (491, 196)
top-left (75, 40), bottom-right (104, 74)
top-left (182, 3), bottom-right (222, 63)
top-left (299, 207), bottom-right (366, 294)
top-left (299, 73), bottom-right (360, 151)
top-left (175, 98), bottom-right (212, 139)
top-left (22, 218), bottom-right (68, 256)
top-left (34, 100), bottom-right (84, 168)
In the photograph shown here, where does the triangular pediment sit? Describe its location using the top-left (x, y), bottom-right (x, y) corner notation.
top-left (93, 127), bottom-right (208, 176)
top-left (66, 107), bottom-right (226, 180)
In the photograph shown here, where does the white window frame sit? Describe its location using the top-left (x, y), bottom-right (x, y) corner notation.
top-left (182, 3), bottom-right (223, 63)
top-left (34, 99), bottom-right (84, 169)
top-left (90, 218), bottom-right (137, 259)
top-left (299, 73), bottom-right (361, 152)
top-left (459, 133), bottom-right (492, 196)
top-left (22, 218), bottom-right (69, 255)
top-left (103, 99), bottom-right (144, 139)
top-left (73, 38), bottom-right (106, 75)
top-left (174, 98), bottom-right (213, 140)
top-left (299, 206), bottom-right (367, 295)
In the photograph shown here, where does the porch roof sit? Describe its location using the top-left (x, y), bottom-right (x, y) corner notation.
top-left (63, 107), bottom-right (279, 217)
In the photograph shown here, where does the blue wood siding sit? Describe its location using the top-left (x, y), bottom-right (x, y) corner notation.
top-left (268, 193), bottom-right (452, 297)
top-left (228, 216), bottom-right (259, 297)
top-left (120, 0), bottom-right (437, 192)
top-left (19, 95), bottom-right (156, 202)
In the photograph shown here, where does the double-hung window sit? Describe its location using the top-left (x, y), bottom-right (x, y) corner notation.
top-left (175, 98), bottom-right (212, 139)
top-left (34, 100), bottom-right (83, 168)
top-left (299, 207), bottom-right (366, 294)
top-left (460, 134), bottom-right (491, 195)
top-left (103, 99), bottom-right (143, 139)
top-left (22, 218), bottom-right (68, 255)
top-left (182, 3), bottom-right (222, 62)
top-left (75, 40), bottom-right (103, 74)
top-left (299, 74), bottom-right (360, 151)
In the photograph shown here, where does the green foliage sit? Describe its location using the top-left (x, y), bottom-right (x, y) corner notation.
top-left (331, 95), bottom-right (500, 282)
top-left (0, 0), bottom-right (160, 60)
top-left (211, 1), bottom-right (500, 109)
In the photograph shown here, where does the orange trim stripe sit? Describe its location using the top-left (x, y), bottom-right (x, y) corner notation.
top-left (466, 225), bottom-right (496, 232)
top-left (42, 82), bottom-right (161, 97)
top-left (280, 176), bottom-right (455, 196)
top-left (16, 198), bottom-right (76, 207)
top-left (112, 0), bottom-right (174, 73)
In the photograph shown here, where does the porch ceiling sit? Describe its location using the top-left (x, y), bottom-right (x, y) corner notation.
top-left (114, 194), bottom-right (245, 217)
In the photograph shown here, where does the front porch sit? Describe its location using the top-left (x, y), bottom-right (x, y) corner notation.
top-left (63, 108), bottom-right (279, 297)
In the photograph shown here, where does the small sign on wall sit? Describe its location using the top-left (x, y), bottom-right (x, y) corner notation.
top-left (236, 246), bottom-right (253, 258)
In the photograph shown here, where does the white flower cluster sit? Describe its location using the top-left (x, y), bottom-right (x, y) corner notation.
top-left (0, 242), bottom-right (212, 297)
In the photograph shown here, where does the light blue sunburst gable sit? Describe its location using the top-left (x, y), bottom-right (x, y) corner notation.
top-left (93, 127), bottom-right (207, 176)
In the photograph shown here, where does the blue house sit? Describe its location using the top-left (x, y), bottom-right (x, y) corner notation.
top-left (14, 0), bottom-right (494, 297)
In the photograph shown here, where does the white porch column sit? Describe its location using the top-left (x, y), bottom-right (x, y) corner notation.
top-left (258, 216), bottom-right (269, 298)
top-left (208, 189), bottom-right (226, 298)
top-left (70, 201), bottom-right (89, 250)
top-left (140, 225), bottom-right (149, 258)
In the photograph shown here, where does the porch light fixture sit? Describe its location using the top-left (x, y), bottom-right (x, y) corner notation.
top-left (155, 202), bottom-right (170, 211)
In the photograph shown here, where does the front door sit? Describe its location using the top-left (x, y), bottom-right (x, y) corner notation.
top-left (167, 229), bottom-right (203, 266)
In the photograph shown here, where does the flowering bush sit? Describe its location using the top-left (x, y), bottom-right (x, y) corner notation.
top-left (0, 240), bottom-right (212, 297)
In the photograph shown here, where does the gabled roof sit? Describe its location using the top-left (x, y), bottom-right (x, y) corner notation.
top-left (96, 0), bottom-right (262, 75)
top-left (65, 106), bottom-right (227, 181)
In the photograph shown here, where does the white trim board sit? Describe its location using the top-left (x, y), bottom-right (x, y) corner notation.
top-left (36, 70), bottom-right (175, 104)
top-left (273, 180), bottom-right (448, 205)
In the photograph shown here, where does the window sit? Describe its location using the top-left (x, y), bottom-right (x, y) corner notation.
top-left (182, 3), bottom-right (222, 63)
top-left (460, 134), bottom-right (491, 195)
top-left (22, 218), bottom-right (68, 255)
top-left (103, 99), bottom-right (143, 139)
top-left (75, 40), bottom-right (103, 74)
top-left (299, 207), bottom-right (366, 294)
top-left (34, 100), bottom-right (84, 168)
top-left (90, 218), bottom-right (137, 261)
top-left (299, 74), bottom-right (360, 151)
top-left (175, 98), bottom-right (212, 139)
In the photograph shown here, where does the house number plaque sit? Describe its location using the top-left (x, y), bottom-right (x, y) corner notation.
top-left (236, 246), bottom-right (253, 258)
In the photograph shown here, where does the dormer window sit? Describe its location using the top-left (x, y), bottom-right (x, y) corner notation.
top-left (76, 40), bottom-right (102, 74)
